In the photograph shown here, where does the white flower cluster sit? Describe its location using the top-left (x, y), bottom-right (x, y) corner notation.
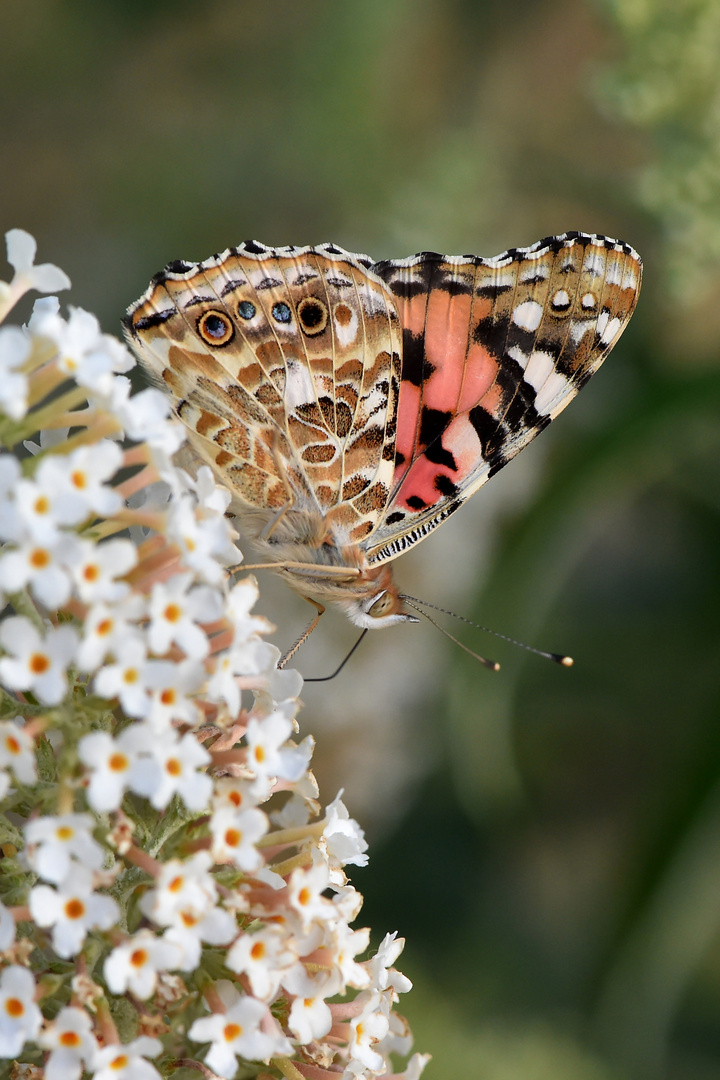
top-left (0, 232), bottom-right (428, 1080)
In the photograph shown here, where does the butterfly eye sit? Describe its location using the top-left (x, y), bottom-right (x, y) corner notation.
top-left (271, 302), bottom-right (292, 324)
top-left (367, 591), bottom-right (395, 618)
top-left (237, 300), bottom-right (256, 320)
top-left (297, 296), bottom-right (328, 336)
top-left (197, 310), bottom-right (234, 346)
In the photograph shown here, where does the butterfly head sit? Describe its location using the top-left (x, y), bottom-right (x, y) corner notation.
top-left (344, 579), bottom-right (420, 630)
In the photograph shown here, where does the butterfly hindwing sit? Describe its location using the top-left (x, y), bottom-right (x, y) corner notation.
top-left (365, 233), bottom-right (642, 564)
top-left (124, 242), bottom-right (403, 545)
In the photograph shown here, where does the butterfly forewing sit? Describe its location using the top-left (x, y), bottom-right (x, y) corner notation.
top-left (365, 233), bottom-right (641, 564)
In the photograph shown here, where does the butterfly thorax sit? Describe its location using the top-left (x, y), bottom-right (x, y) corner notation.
top-left (244, 512), bottom-right (414, 629)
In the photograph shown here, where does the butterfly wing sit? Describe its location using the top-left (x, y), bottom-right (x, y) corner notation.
top-left (124, 242), bottom-right (403, 546)
top-left (364, 232), bottom-right (642, 565)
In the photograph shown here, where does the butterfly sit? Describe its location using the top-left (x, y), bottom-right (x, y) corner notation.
top-left (124, 232), bottom-right (641, 634)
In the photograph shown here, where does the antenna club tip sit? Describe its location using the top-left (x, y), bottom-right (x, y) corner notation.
top-left (491, 661), bottom-right (501, 672)
top-left (560, 655), bottom-right (574, 668)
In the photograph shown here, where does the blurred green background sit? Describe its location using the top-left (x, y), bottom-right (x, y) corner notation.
top-left (2, 1), bottom-right (720, 1077)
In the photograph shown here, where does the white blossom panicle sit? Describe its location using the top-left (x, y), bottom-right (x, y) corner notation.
top-left (0, 230), bottom-right (425, 1080)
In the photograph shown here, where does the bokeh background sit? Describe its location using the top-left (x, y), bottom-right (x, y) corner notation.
top-left (2, 1), bottom-right (720, 1077)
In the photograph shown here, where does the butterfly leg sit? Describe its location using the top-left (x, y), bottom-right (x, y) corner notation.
top-left (278, 597), bottom-right (326, 669)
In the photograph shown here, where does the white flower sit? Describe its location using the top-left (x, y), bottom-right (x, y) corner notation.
top-left (24, 813), bottom-right (105, 885)
top-left (162, 904), bottom-right (237, 972)
top-left (0, 901), bottom-right (15, 950)
top-left (326, 923), bottom-right (371, 994)
top-left (166, 494), bottom-right (238, 585)
top-left (0, 718), bottom-right (37, 784)
top-left (245, 707), bottom-right (313, 788)
top-left (38, 1005), bottom-right (98, 1080)
top-left (226, 924), bottom-right (295, 1001)
top-left (15, 456), bottom-right (92, 541)
top-left (29, 866), bottom-right (119, 958)
top-left (78, 726), bottom-right (148, 813)
top-left (31, 305), bottom-right (133, 395)
top-left (139, 851), bottom-right (217, 928)
top-left (0, 325), bottom-right (30, 419)
top-left (287, 858), bottom-right (333, 929)
top-left (55, 441), bottom-right (124, 518)
top-left (209, 805), bottom-right (267, 870)
top-left (116, 386), bottom-right (184, 455)
top-left (93, 637), bottom-right (150, 718)
top-left (147, 573), bottom-right (223, 660)
top-left (103, 930), bottom-right (183, 1000)
top-left (288, 991), bottom-right (333, 1045)
top-left (66, 536), bottom-right (136, 604)
top-left (0, 617), bottom-right (78, 705)
top-left (130, 730), bottom-right (212, 811)
top-left (368, 932), bottom-right (412, 995)
top-left (347, 990), bottom-right (390, 1073)
top-left (143, 658), bottom-right (204, 730)
top-left (0, 965), bottom-right (42, 1059)
top-left (323, 791), bottom-right (368, 869)
top-left (5, 228), bottom-right (70, 294)
top-left (189, 986), bottom-right (281, 1075)
top-left (0, 533), bottom-right (76, 610)
top-left (76, 596), bottom-right (145, 672)
top-left (91, 1036), bottom-right (162, 1080)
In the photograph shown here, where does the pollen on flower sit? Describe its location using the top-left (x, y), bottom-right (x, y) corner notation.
top-left (33, 496), bottom-right (49, 514)
top-left (164, 603), bottom-right (182, 623)
top-left (160, 689), bottom-right (175, 705)
top-left (70, 470), bottom-right (87, 489)
top-left (165, 758), bottom-right (181, 777)
top-left (111, 1054), bottom-right (128, 1069)
top-left (64, 899), bottom-right (86, 919)
top-left (250, 941), bottom-right (265, 960)
top-left (29, 548), bottom-right (50, 568)
top-left (168, 877), bottom-right (184, 893)
top-left (225, 828), bottom-right (242, 846)
top-left (97, 618), bottom-right (113, 636)
top-left (30, 653), bottom-right (50, 674)
top-left (83, 564), bottom-right (100, 582)
top-left (224, 1023), bottom-right (243, 1041)
top-left (108, 753), bottom-right (128, 772)
top-left (298, 888), bottom-right (310, 906)
top-left (56, 826), bottom-right (74, 840)
top-left (5, 998), bottom-right (24, 1018)
top-left (123, 668), bottom-right (139, 684)
top-left (4, 735), bottom-right (20, 754)
top-left (130, 949), bottom-right (148, 968)
top-left (60, 1031), bottom-right (82, 1047)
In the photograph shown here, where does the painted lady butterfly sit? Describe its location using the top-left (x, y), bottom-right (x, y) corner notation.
top-left (124, 233), bottom-right (641, 632)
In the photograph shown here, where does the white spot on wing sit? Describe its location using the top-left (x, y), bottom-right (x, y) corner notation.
top-left (605, 261), bottom-right (623, 286)
top-left (534, 369), bottom-right (572, 415)
top-left (597, 312), bottom-right (622, 344)
top-left (552, 289), bottom-right (570, 308)
top-left (583, 252), bottom-right (605, 277)
top-left (569, 320), bottom-right (591, 345)
top-left (285, 359), bottom-right (316, 408)
top-left (524, 350), bottom-right (556, 394)
top-left (581, 293), bottom-right (596, 309)
top-left (512, 300), bottom-right (543, 331)
top-left (507, 344), bottom-right (528, 369)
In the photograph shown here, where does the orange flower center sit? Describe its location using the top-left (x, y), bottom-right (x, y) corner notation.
top-left (29, 653), bottom-right (50, 675)
top-left (64, 898), bottom-right (86, 920)
top-left (29, 548), bottom-right (50, 569)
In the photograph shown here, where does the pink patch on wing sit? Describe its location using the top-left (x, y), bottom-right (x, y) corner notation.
top-left (394, 381), bottom-right (420, 483)
top-left (396, 454), bottom-right (448, 511)
top-left (457, 345), bottom-right (500, 413)
top-left (397, 294), bottom-right (430, 337)
top-left (422, 293), bottom-right (474, 412)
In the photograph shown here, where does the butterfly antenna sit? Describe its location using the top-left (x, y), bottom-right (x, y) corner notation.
top-left (303, 629), bottom-right (369, 683)
top-left (401, 597), bottom-right (500, 671)
top-left (400, 594), bottom-right (573, 667)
